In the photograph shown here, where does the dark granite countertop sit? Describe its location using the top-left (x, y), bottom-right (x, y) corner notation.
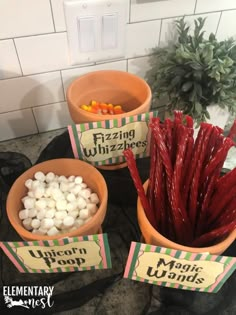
top-left (0, 129), bottom-right (235, 315)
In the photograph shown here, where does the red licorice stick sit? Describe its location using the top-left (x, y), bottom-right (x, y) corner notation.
top-left (215, 167), bottom-right (236, 195)
top-left (195, 167), bottom-right (219, 236)
top-left (182, 124), bottom-right (206, 208)
top-left (185, 115), bottom-right (194, 128)
top-left (189, 124), bottom-right (213, 227)
top-left (123, 148), bottom-right (157, 229)
top-left (202, 137), bottom-right (234, 180)
top-left (191, 221), bottom-right (236, 247)
top-left (150, 119), bottom-right (173, 183)
top-left (207, 185), bottom-right (236, 224)
top-left (164, 118), bottom-right (174, 161)
top-left (212, 198), bottom-right (236, 228)
top-left (181, 130), bottom-right (194, 198)
top-left (202, 126), bottom-right (220, 170)
top-left (171, 124), bottom-right (192, 242)
top-left (148, 135), bottom-right (157, 218)
top-left (154, 149), bottom-right (165, 234)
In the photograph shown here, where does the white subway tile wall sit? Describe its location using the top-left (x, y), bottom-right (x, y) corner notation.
top-left (33, 101), bottom-right (72, 132)
top-left (0, 0), bottom-right (236, 141)
top-left (0, 39), bottom-right (22, 79)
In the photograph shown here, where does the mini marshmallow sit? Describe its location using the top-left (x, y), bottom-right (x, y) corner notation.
top-left (51, 188), bottom-right (64, 200)
top-left (90, 193), bottom-right (99, 204)
top-left (23, 197), bottom-right (35, 209)
top-left (25, 179), bottom-right (33, 189)
top-left (55, 211), bottom-right (67, 220)
top-left (34, 171), bottom-right (46, 182)
top-left (22, 218), bottom-right (32, 230)
top-left (37, 227), bottom-right (48, 235)
top-left (28, 208), bottom-right (37, 218)
top-left (35, 199), bottom-right (47, 211)
top-left (77, 197), bottom-right (87, 210)
top-left (56, 199), bottom-right (67, 211)
top-left (54, 218), bottom-right (63, 229)
top-left (31, 180), bottom-right (42, 190)
top-left (49, 181), bottom-right (59, 189)
top-left (36, 209), bottom-right (46, 220)
top-left (87, 203), bottom-right (98, 215)
top-left (70, 210), bottom-right (79, 219)
top-left (74, 219), bottom-right (84, 228)
top-left (63, 216), bottom-right (75, 227)
top-left (47, 199), bottom-right (56, 208)
top-left (45, 172), bottom-right (55, 183)
top-left (31, 218), bottom-right (41, 229)
top-left (34, 186), bottom-right (45, 199)
top-left (80, 183), bottom-right (87, 189)
top-left (19, 209), bottom-right (29, 220)
top-left (66, 202), bottom-right (77, 212)
top-left (47, 226), bottom-right (60, 236)
top-left (27, 191), bottom-right (35, 198)
top-left (79, 208), bottom-right (89, 219)
top-left (75, 176), bottom-right (83, 184)
top-left (67, 193), bottom-right (76, 202)
top-left (45, 209), bottom-right (56, 219)
top-left (41, 218), bottom-right (54, 230)
top-left (79, 188), bottom-right (91, 199)
top-left (68, 175), bottom-right (75, 182)
top-left (58, 175), bottom-right (67, 183)
top-left (71, 185), bottom-right (82, 195)
top-left (60, 182), bottom-right (69, 192)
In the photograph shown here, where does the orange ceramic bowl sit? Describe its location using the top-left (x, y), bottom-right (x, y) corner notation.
top-left (67, 70), bottom-right (152, 170)
top-left (137, 180), bottom-right (236, 255)
top-left (6, 159), bottom-right (108, 241)
top-left (66, 70), bottom-right (152, 124)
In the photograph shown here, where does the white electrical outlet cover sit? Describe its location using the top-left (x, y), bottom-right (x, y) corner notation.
top-left (64, 0), bottom-right (128, 65)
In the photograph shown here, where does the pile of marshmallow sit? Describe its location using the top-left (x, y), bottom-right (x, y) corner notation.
top-left (19, 171), bottom-right (100, 236)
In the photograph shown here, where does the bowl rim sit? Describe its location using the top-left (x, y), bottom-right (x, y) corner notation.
top-left (6, 158), bottom-right (108, 241)
top-left (66, 69), bottom-right (152, 120)
top-left (137, 180), bottom-right (236, 254)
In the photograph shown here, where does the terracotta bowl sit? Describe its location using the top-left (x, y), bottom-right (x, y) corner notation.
top-left (66, 70), bottom-right (152, 171)
top-left (6, 159), bottom-right (108, 241)
top-left (67, 70), bottom-right (152, 124)
top-left (137, 180), bottom-right (236, 255)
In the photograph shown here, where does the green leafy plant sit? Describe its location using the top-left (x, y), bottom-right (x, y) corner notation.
top-left (148, 17), bottom-right (236, 124)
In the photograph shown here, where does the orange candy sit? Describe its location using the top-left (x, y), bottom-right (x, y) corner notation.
top-left (80, 101), bottom-right (125, 115)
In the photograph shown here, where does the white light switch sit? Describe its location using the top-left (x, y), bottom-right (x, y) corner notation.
top-left (64, 0), bottom-right (128, 65)
top-left (102, 14), bottom-right (118, 49)
top-left (78, 16), bottom-right (96, 52)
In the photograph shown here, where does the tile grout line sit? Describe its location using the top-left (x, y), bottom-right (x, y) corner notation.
top-left (129, 0), bottom-right (132, 23)
top-left (158, 19), bottom-right (163, 46)
top-left (49, 0), bottom-right (56, 33)
top-left (59, 70), bottom-right (66, 101)
top-left (215, 11), bottom-right (223, 36)
top-left (31, 108), bottom-right (40, 133)
top-left (194, 0), bottom-right (198, 14)
top-left (12, 39), bottom-right (23, 76)
top-left (0, 100), bottom-right (67, 115)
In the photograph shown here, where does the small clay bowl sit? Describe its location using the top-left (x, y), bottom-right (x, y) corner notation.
top-left (6, 158), bottom-right (108, 241)
top-left (137, 180), bottom-right (236, 255)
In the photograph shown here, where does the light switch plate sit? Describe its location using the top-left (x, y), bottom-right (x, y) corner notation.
top-left (64, 0), bottom-right (128, 65)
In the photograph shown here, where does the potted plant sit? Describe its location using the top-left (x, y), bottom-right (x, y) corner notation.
top-left (148, 17), bottom-right (236, 127)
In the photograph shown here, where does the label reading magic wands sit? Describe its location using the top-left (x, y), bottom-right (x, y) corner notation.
top-left (124, 242), bottom-right (236, 293)
top-left (68, 111), bottom-right (158, 166)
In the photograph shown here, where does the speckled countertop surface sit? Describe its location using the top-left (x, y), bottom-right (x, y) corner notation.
top-left (0, 129), bottom-right (66, 164)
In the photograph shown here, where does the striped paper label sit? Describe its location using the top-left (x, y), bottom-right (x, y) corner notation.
top-left (124, 242), bottom-right (236, 293)
top-left (0, 234), bottom-right (111, 273)
top-left (68, 111), bottom-right (158, 166)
